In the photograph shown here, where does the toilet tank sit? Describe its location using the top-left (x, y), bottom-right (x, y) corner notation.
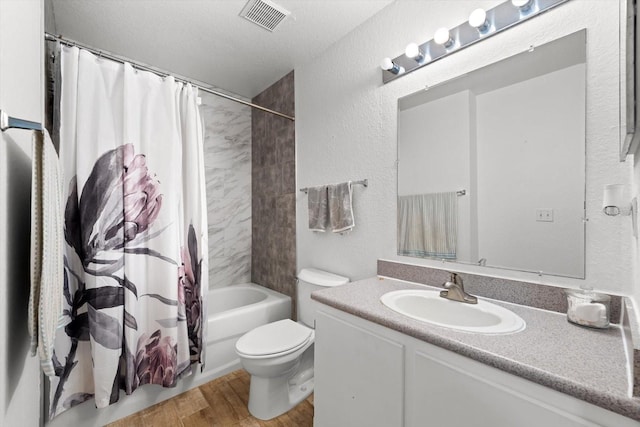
top-left (297, 268), bottom-right (349, 328)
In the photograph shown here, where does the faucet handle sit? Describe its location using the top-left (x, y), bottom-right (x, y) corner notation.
top-left (443, 272), bottom-right (456, 289)
top-left (450, 272), bottom-right (463, 286)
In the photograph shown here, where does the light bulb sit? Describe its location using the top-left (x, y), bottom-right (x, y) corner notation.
top-left (405, 43), bottom-right (419, 58)
top-left (380, 57), bottom-right (403, 75)
top-left (468, 8), bottom-right (489, 32)
top-left (380, 57), bottom-right (394, 71)
top-left (512, 0), bottom-right (533, 11)
top-left (434, 27), bottom-right (453, 48)
top-left (405, 43), bottom-right (425, 63)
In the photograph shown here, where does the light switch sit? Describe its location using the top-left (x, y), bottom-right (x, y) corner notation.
top-left (536, 208), bottom-right (554, 222)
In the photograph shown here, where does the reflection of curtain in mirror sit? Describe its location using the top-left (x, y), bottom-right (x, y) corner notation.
top-left (398, 192), bottom-right (457, 259)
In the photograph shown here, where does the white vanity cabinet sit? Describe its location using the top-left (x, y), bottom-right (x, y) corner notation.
top-left (314, 305), bottom-right (640, 427)
top-left (314, 309), bottom-right (405, 427)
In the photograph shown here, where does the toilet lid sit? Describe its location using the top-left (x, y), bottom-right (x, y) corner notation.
top-left (236, 319), bottom-right (312, 357)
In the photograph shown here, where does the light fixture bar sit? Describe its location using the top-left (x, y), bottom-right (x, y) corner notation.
top-left (382, 0), bottom-right (570, 84)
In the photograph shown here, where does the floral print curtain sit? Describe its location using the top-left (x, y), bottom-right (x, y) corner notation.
top-left (49, 46), bottom-right (208, 418)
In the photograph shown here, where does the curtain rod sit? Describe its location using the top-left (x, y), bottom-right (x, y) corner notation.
top-left (44, 33), bottom-right (295, 122)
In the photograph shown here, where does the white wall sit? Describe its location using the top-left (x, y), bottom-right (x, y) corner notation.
top-left (296, 0), bottom-right (633, 295)
top-left (476, 64), bottom-right (585, 277)
top-left (398, 90), bottom-right (474, 262)
top-left (0, 0), bottom-right (44, 426)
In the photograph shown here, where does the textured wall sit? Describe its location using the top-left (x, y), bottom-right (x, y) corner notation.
top-left (296, 0), bottom-right (634, 295)
top-left (200, 91), bottom-right (252, 288)
top-left (0, 0), bottom-right (43, 425)
top-left (252, 72), bottom-right (297, 313)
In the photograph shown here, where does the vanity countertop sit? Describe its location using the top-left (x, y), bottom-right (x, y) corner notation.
top-left (311, 276), bottom-right (640, 422)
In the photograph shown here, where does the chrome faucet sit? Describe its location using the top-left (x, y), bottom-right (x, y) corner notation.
top-left (440, 273), bottom-right (478, 304)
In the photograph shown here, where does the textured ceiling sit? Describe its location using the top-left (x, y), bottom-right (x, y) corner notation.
top-left (48, 0), bottom-right (394, 99)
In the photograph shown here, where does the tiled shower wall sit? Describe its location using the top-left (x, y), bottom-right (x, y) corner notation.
top-left (251, 72), bottom-right (297, 314)
top-left (200, 91), bottom-right (252, 288)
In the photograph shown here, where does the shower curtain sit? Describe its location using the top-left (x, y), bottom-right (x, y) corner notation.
top-left (49, 45), bottom-right (208, 418)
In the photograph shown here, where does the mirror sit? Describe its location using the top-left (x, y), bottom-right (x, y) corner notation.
top-left (397, 30), bottom-right (586, 279)
top-left (621, 0), bottom-right (639, 159)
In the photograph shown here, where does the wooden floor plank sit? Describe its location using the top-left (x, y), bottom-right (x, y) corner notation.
top-left (224, 375), bottom-right (252, 411)
top-left (107, 369), bottom-right (314, 427)
top-left (172, 387), bottom-right (211, 419)
top-left (287, 401), bottom-right (314, 427)
top-left (107, 413), bottom-right (145, 427)
top-left (233, 419), bottom-right (263, 427)
top-left (180, 406), bottom-right (219, 427)
top-left (199, 381), bottom-right (243, 425)
top-left (260, 413), bottom-right (293, 427)
top-left (228, 375), bottom-right (252, 405)
top-left (140, 399), bottom-right (182, 427)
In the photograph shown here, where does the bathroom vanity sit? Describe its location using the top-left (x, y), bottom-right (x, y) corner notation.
top-left (312, 277), bottom-right (640, 427)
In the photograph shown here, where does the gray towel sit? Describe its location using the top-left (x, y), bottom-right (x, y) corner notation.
top-left (397, 192), bottom-right (457, 259)
top-left (308, 185), bottom-right (329, 232)
top-left (328, 181), bottom-right (354, 233)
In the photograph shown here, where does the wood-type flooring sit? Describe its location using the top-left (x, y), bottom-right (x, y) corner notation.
top-left (106, 370), bottom-right (314, 427)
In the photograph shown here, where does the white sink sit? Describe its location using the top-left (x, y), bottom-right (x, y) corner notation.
top-left (380, 289), bottom-right (526, 335)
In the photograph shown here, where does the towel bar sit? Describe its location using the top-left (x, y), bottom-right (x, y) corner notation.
top-left (0, 109), bottom-right (43, 132)
top-left (299, 179), bottom-right (368, 194)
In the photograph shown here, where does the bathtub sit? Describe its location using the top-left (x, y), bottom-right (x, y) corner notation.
top-left (48, 283), bottom-right (291, 427)
top-left (205, 283), bottom-right (292, 377)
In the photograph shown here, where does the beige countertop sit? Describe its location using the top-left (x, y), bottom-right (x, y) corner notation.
top-left (311, 276), bottom-right (640, 422)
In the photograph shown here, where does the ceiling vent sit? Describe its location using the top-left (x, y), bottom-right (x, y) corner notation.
top-left (240, 0), bottom-right (290, 32)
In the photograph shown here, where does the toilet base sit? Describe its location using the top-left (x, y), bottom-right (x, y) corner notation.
top-left (247, 347), bottom-right (315, 420)
top-left (248, 373), bottom-right (314, 420)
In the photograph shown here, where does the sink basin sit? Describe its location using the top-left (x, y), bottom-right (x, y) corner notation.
top-left (380, 289), bottom-right (526, 335)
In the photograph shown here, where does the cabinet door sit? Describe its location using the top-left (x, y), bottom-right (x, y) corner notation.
top-left (314, 311), bottom-right (405, 427)
top-left (409, 350), bottom-right (604, 427)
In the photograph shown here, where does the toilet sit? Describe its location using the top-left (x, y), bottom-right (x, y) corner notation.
top-left (235, 268), bottom-right (349, 420)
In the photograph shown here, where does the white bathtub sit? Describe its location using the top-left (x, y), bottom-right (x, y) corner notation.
top-left (49, 283), bottom-right (291, 427)
top-left (205, 283), bottom-right (292, 377)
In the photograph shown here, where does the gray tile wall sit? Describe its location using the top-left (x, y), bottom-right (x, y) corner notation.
top-left (200, 91), bottom-right (252, 288)
top-left (251, 71), bottom-right (297, 316)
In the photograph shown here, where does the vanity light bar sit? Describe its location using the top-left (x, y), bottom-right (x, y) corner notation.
top-left (381, 0), bottom-right (570, 84)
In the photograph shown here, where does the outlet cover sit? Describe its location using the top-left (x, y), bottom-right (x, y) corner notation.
top-left (536, 208), bottom-right (554, 222)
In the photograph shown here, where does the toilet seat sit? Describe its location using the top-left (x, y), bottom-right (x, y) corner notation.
top-left (236, 319), bottom-right (313, 359)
